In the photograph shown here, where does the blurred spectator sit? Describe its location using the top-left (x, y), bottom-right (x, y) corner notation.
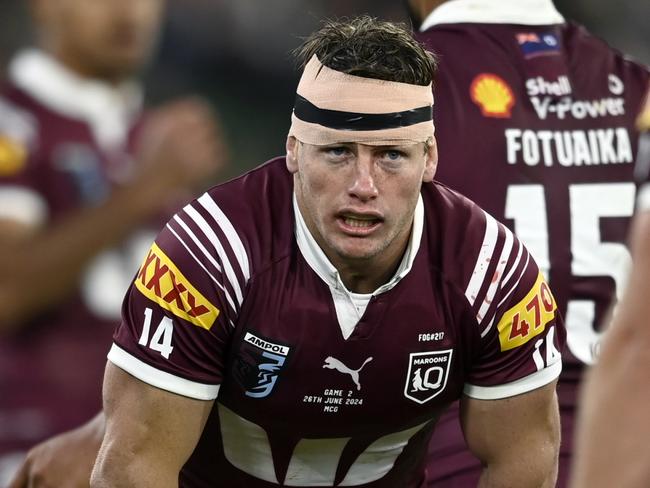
top-left (0, 0), bottom-right (227, 484)
top-left (3, 0), bottom-right (646, 171)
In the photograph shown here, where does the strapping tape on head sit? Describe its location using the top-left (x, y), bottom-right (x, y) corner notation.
top-left (289, 55), bottom-right (434, 146)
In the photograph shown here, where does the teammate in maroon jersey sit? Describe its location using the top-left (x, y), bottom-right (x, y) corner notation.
top-left (570, 95), bottom-right (650, 488)
top-left (0, 0), bottom-right (227, 485)
top-left (83, 17), bottom-right (564, 487)
top-left (406, 0), bottom-right (650, 486)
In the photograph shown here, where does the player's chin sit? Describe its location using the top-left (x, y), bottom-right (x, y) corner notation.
top-left (333, 239), bottom-right (384, 262)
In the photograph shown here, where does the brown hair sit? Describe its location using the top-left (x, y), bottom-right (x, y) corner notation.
top-left (293, 16), bottom-right (437, 87)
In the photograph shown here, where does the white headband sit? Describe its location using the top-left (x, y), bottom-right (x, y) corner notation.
top-left (289, 55), bottom-right (434, 146)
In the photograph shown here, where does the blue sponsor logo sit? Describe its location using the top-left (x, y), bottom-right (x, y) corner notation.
top-left (516, 32), bottom-right (560, 58)
top-left (233, 331), bottom-right (291, 398)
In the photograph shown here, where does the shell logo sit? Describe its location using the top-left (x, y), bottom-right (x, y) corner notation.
top-left (470, 73), bottom-right (515, 118)
top-left (0, 135), bottom-right (27, 176)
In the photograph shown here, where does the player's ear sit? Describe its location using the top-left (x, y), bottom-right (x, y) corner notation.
top-left (286, 136), bottom-right (299, 173)
top-left (422, 136), bottom-right (438, 182)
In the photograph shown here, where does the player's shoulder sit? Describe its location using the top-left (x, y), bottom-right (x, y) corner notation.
top-left (563, 22), bottom-right (649, 82)
top-left (164, 157), bottom-right (295, 276)
top-left (422, 180), bottom-right (494, 246)
top-left (422, 181), bottom-right (529, 297)
top-left (138, 158), bottom-right (294, 330)
top-left (205, 156), bottom-right (293, 235)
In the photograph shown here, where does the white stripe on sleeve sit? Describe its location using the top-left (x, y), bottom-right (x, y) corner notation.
top-left (465, 212), bottom-right (499, 307)
top-left (198, 194), bottom-right (251, 280)
top-left (463, 360), bottom-right (561, 400)
top-left (183, 204), bottom-right (244, 305)
top-left (476, 226), bottom-right (513, 323)
top-left (166, 223), bottom-right (239, 318)
top-left (108, 344), bottom-right (220, 400)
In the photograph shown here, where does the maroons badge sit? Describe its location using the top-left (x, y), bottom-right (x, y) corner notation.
top-left (404, 350), bottom-right (453, 404)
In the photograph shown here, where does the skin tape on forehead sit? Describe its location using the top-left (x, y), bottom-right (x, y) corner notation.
top-left (289, 55), bottom-right (435, 146)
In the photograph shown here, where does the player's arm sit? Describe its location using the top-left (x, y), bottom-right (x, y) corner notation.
top-left (570, 210), bottom-right (650, 488)
top-left (460, 381), bottom-right (560, 488)
top-left (8, 412), bottom-right (105, 488)
top-left (91, 362), bottom-right (213, 488)
top-left (455, 211), bottom-right (564, 487)
top-left (0, 98), bottom-right (227, 332)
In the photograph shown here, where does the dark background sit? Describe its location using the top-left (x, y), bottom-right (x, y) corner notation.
top-left (2, 0), bottom-right (648, 178)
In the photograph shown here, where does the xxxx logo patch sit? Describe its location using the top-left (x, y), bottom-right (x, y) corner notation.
top-left (135, 243), bottom-right (219, 329)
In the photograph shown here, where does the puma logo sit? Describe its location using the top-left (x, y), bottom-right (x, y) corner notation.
top-left (323, 356), bottom-right (373, 391)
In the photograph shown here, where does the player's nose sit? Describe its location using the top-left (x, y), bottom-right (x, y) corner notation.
top-left (348, 153), bottom-right (378, 201)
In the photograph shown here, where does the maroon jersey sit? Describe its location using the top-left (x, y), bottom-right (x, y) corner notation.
top-left (416, 1), bottom-right (650, 486)
top-left (0, 50), bottom-right (151, 472)
top-left (109, 157), bottom-right (565, 487)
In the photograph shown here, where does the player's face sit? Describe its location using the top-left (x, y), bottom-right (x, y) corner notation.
top-left (34, 0), bottom-right (165, 81)
top-left (287, 137), bottom-right (437, 275)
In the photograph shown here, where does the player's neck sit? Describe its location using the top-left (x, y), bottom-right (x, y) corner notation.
top-left (334, 233), bottom-right (410, 294)
top-left (336, 261), bottom-right (401, 294)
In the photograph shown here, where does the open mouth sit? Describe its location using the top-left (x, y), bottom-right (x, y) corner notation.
top-left (337, 213), bottom-right (383, 235)
top-left (343, 216), bottom-right (378, 228)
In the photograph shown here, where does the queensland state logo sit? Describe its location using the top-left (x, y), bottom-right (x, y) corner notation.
top-left (470, 73), bottom-right (515, 118)
top-left (404, 350), bottom-right (453, 404)
top-left (233, 331), bottom-right (292, 398)
top-left (0, 135), bottom-right (27, 176)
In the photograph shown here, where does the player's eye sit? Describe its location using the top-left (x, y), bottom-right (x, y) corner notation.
top-left (327, 146), bottom-right (349, 157)
top-left (383, 150), bottom-right (403, 161)
top-left (378, 149), bottom-right (407, 168)
top-left (322, 145), bottom-right (352, 162)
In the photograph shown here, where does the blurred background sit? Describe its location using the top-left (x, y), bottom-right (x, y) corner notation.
top-left (1, 0), bottom-right (648, 178)
top-left (0, 1), bottom-right (647, 484)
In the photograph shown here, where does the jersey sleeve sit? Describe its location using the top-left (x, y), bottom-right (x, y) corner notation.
top-left (461, 211), bottom-right (566, 400)
top-left (0, 95), bottom-right (47, 227)
top-left (108, 194), bottom-right (249, 400)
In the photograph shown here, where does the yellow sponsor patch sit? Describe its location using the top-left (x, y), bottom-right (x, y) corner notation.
top-left (0, 135), bottom-right (27, 176)
top-left (470, 73), bottom-right (515, 118)
top-left (497, 272), bottom-right (557, 351)
top-left (135, 243), bottom-right (219, 330)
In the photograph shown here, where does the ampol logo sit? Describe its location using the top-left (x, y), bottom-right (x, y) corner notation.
top-left (470, 73), bottom-right (515, 118)
top-left (233, 331), bottom-right (292, 398)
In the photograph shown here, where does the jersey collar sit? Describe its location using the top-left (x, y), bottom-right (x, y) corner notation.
top-left (420, 0), bottom-right (564, 31)
top-left (8, 49), bottom-right (143, 150)
top-left (294, 193), bottom-right (424, 296)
